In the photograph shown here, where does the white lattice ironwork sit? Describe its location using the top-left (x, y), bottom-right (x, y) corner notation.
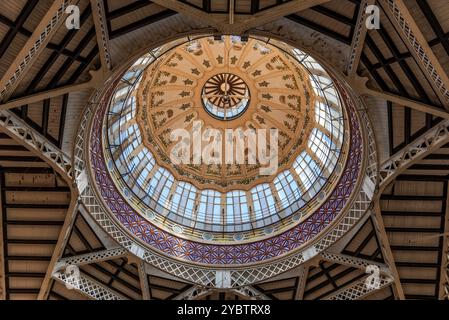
top-left (53, 271), bottom-right (127, 300)
top-left (321, 252), bottom-right (388, 274)
top-left (73, 35), bottom-right (378, 289)
top-left (91, 0), bottom-right (112, 70)
top-left (54, 248), bottom-right (127, 271)
top-left (0, 109), bottom-right (73, 180)
top-left (325, 274), bottom-right (393, 300)
top-left (379, 119), bottom-right (449, 191)
top-left (382, 0), bottom-right (449, 103)
top-left (173, 286), bottom-right (212, 300)
top-left (359, 100), bottom-right (378, 187)
top-left (346, 0), bottom-right (374, 75)
top-left (0, 0), bottom-right (75, 101)
top-left (232, 286), bottom-right (271, 300)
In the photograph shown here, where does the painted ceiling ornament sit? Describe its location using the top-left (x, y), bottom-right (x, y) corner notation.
top-left (135, 36), bottom-right (317, 191)
top-left (202, 72), bottom-right (250, 120)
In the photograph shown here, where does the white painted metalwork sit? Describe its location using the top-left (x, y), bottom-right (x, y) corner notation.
top-left (91, 0), bottom-right (112, 70)
top-left (324, 274), bottom-right (393, 300)
top-left (172, 285), bottom-right (212, 300)
top-left (0, 109), bottom-right (73, 180)
top-left (346, 0), bottom-right (374, 75)
top-left (73, 34), bottom-right (378, 289)
top-left (0, 0), bottom-right (75, 101)
top-left (232, 286), bottom-right (271, 300)
top-left (382, 0), bottom-right (449, 103)
top-left (54, 248), bottom-right (127, 271)
top-left (379, 119), bottom-right (449, 190)
top-left (53, 270), bottom-right (127, 300)
top-left (320, 252), bottom-right (389, 274)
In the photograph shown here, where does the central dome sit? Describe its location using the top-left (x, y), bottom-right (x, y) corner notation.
top-left (102, 35), bottom-right (348, 241)
top-left (135, 36), bottom-right (317, 191)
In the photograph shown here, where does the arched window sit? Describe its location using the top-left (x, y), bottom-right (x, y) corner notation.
top-left (251, 184), bottom-right (276, 221)
top-left (226, 190), bottom-right (250, 225)
top-left (148, 167), bottom-right (174, 207)
top-left (294, 151), bottom-right (321, 191)
top-left (197, 190), bottom-right (222, 225)
top-left (273, 171), bottom-right (301, 209)
top-left (308, 129), bottom-right (332, 165)
top-left (170, 182), bottom-right (197, 220)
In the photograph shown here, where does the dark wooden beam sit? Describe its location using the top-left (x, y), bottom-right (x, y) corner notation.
top-left (65, 45), bottom-right (99, 85)
top-left (46, 28), bottom-right (96, 89)
top-left (203, 0), bottom-right (211, 13)
top-left (311, 5), bottom-right (354, 26)
top-left (416, 0), bottom-right (449, 58)
top-left (41, 99), bottom-right (50, 136)
top-left (251, 0), bottom-right (260, 14)
top-left (57, 94), bottom-right (68, 148)
top-left (109, 10), bottom-right (177, 40)
top-left (382, 210), bottom-right (443, 217)
top-left (0, 167), bottom-right (54, 174)
top-left (7, 272), bottom-right (46, 278)
top-left (385, 227), bottom-right (442, 233)
top-left (8, 239), bottom-right (58, 245)
top-left (395, 262), bottom-right (439, 268)
top-left (380, 194), bottom-right (445, 201)
top-left (0, 0), bottom-right (39, 59)
top-left (4, 204), bottom-right (70, 209)
top-left (5, 255), bottom-right (52, 261)
top-left (5, 220), bottom-right (65, 226)
top-left (106, 0), bottom-right (153, 19)
top-left (396, 174), bottom-right (449, 182)
top-left (286, 14), bottom-right (352, 45)
top-left (25, 5), bottom-right (92, 95)
top-left (408, 164), bottom-right (449, 171)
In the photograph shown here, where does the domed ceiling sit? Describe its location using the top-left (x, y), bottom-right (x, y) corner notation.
top-left (102, 36), bottom-right (347, 241)
top-left (78, 33), bottom-right (375, 273)
top-left (135, 36), bottom-right (315, 191)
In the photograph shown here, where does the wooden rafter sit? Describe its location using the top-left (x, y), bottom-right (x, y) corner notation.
top-left (137, 261), bottom-right (151, 300)
top-left (152, 0), bottom-right (331, 34)
top-left (348, 76), bottom-right (449, 120)
top-left (379, 0), bottom-right (449, 107)
top-left (38, 202), bottom-right (78, 300)
top-left (0, 0), bottom-right (76, 102)
top-left (346, 0), bottom-right (375, 76)
top-left (294, 265), bottom-right (308, 300)
top-left (90, 0), bottom-right (112, 72)
top-left (0, 70), bottom-right (103, 111)
top-left (0, 0), bottom-right (39, 60)
top-left (371, 203), bottom-right (405, 299)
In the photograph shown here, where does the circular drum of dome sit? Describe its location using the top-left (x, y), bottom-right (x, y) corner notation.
top-left (75, 34), bottom-right (377, 280)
